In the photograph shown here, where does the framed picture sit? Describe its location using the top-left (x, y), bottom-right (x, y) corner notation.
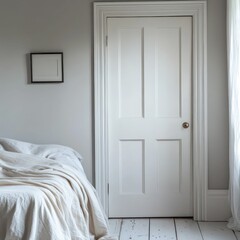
top-left (30, 52), bottom-right (64, 83)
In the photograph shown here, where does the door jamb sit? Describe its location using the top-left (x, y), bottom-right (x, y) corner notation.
top-left (94, 1), bottom-right (208, 221)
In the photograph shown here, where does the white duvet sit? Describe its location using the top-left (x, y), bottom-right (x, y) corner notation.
top-left (0, 138), bottom-right (114, 240)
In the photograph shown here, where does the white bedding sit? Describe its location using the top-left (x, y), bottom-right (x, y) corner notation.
top-left (0, 138), bottom-right (114, 240)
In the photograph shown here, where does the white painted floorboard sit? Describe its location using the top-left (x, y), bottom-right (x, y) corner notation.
top-left (150, 218), bottom-right (176, 240)
top-left (175, 219), bottom-right (202, 240)
top-left (120, 219), bottom-right (149, 240)
top-left (109, 218), bottom-right (239, 240)
top-left (109, 219), bottom-right (122, 239)
top-left (199, 222), bottom-right (236, 240)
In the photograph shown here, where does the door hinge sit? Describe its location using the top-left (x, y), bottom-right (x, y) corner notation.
top-left (107, 183), bottom-right (109, 194)
top-left (106, 36), bottom-right (108, 46)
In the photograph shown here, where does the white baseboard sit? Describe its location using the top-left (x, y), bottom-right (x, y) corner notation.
top-left (206, 190), bottom-right (231, 221)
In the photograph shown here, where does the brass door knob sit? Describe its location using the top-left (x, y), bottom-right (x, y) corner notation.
top-left (182, 122), bottom-right (190, 129)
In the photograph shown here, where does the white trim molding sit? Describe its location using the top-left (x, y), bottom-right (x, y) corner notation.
top-left (207, 190), bottom-right (231, 221)
top-left (94, 1), bottom-right (208, 221)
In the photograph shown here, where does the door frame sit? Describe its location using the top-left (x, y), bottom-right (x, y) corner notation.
top-left (94, 1), bottom-right (208, 221)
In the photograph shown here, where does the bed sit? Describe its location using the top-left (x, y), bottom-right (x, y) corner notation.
top-left (0, 138), bottom-right (114, 240)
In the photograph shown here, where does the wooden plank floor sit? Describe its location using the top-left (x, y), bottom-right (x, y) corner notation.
top-left (108, 218), bottom-right (238, 240)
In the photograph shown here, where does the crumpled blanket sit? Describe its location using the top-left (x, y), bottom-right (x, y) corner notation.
top-left (0, 138), bottom-right (115, 240)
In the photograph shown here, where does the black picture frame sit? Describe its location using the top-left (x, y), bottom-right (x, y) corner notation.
top-left (30, 52), bottom-right (64, 83)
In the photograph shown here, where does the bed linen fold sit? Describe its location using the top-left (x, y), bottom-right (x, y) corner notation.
top-left (0, 138), bottom-right (115, 240)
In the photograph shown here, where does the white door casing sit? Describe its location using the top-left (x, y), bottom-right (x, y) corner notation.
top-left (94, 1), bottom-right (208, 220)
top-left (108, 17), bottom-right (192, 217)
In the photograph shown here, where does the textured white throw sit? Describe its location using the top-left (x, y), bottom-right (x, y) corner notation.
top-left (0, 138), bottom-right (115, 240)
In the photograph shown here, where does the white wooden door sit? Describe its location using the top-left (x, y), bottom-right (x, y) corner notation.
top-left (107, 17), bottom-right (192, 217)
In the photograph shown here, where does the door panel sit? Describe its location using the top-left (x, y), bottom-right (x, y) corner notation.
top-left (108, 17), bottom-right (192, 217)
top-left (155, 28), bottom-right (181, 118)
top-left (119, 140), bottom-right (145, 194)
top-left (156, 140), bottom-right (181, 192)
top-left (118, 28), bottom-right (144, 118)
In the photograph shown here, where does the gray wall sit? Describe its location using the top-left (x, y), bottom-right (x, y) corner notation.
top-left (207, 0), bottom-right (229, 189)
top-left (0, 0), bottom-right (228, 188)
